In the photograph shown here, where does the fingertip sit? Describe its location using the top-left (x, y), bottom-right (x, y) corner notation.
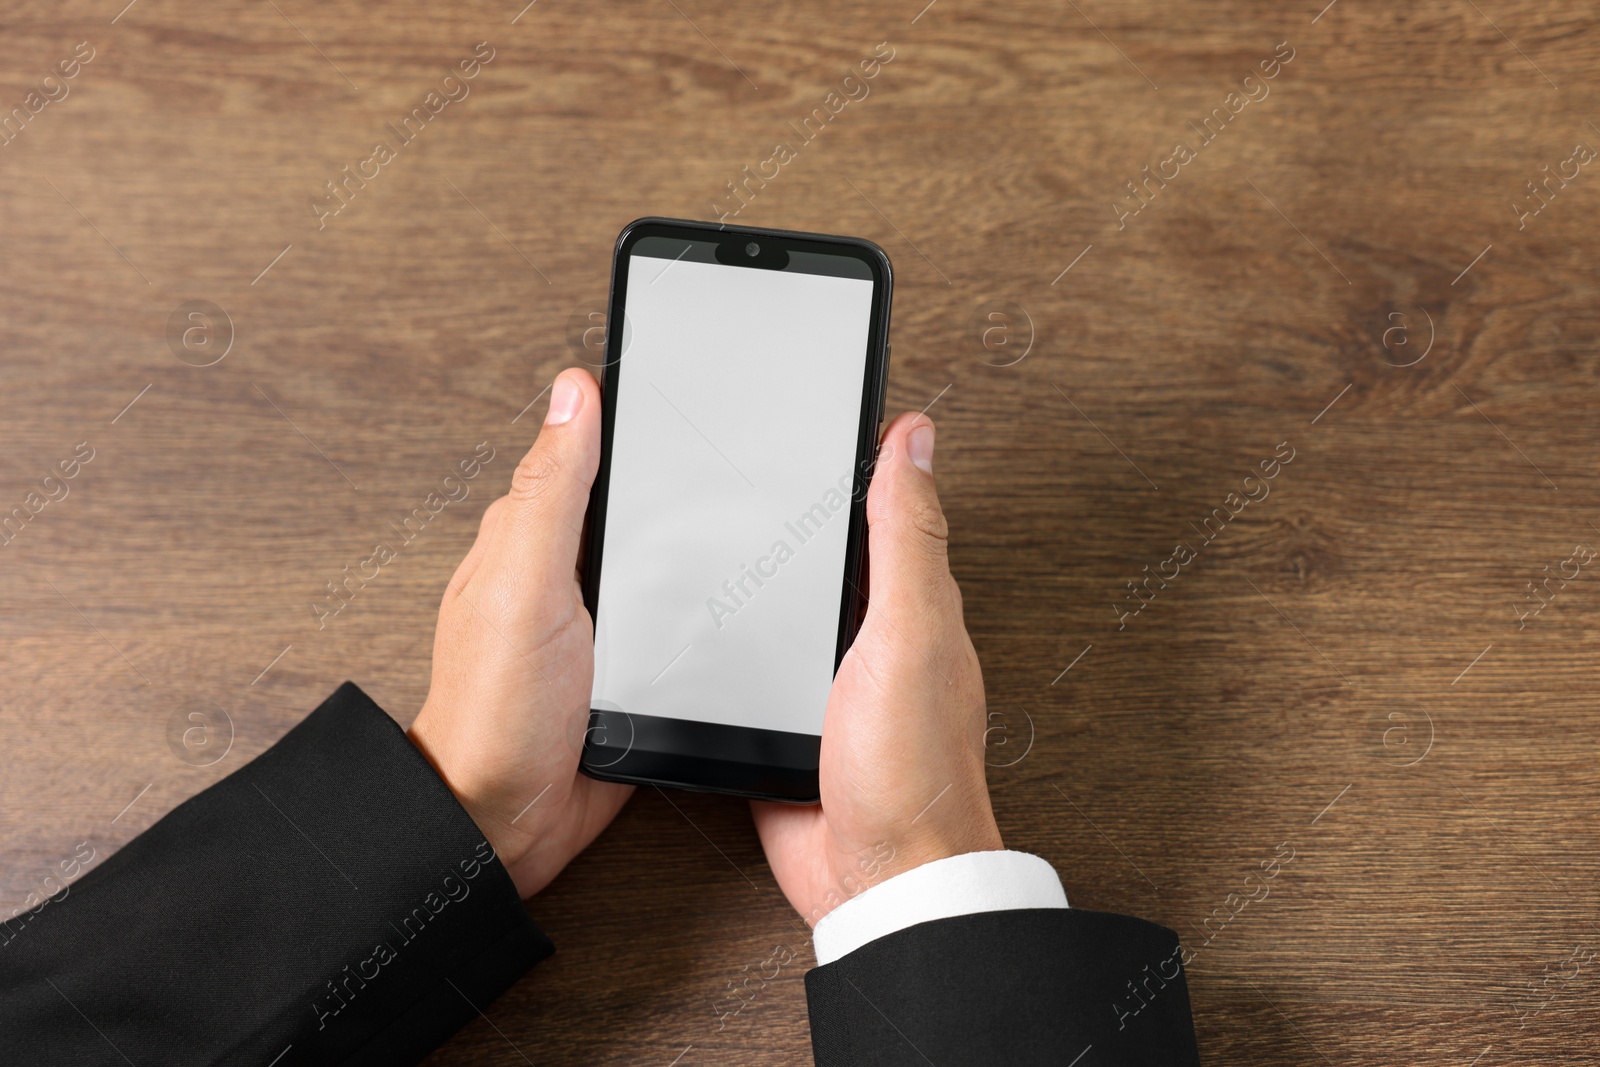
top-left (864, 411), bottom-right (950, 575)
top-left (569, 365), bottom-right (601, 396)
top-left (534, 367), bottom-right (602, 480)
top-left (882, 410), bottom-right (933, 442)
top-left (907, 421), bottom-right (934, 474)
top-left (499, 367), bottom-right (603, 552)
top-left (873, 413), bottom-right (937, 491)
top-left (545, 367), bottom-right (598, 426)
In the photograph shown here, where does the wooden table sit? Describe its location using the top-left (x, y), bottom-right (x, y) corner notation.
top-left (4, 1), bottom-right (1598, 1062)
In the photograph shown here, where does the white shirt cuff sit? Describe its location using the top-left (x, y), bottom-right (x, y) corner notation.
top-left (812, 849), bottom-right (1068, 965)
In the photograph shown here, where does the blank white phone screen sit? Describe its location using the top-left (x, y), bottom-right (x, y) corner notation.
top-left (591, 251), bottom-right (874, 736)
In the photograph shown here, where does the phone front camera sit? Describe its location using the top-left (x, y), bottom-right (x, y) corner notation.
top-left (745, 242), bottom-right (760, 256)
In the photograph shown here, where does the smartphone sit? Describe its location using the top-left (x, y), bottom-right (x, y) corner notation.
top-left (579, 217), bottom-right (893, 802)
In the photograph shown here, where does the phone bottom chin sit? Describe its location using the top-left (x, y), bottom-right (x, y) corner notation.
top-left (581, 750), bottom-right (820, 803)
top-left (580, 709), bottom-right (821, 802)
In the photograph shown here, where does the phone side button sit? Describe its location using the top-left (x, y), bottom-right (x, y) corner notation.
top-left (877, 344), bottom-right (891, 423)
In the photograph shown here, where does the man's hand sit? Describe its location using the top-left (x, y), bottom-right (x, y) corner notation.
top-left (751, 412), bottom-right (1004, 926)
top-left (409, 368), bottom-right (633, 899)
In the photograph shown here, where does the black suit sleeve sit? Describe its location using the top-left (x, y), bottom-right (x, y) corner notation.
top-left (0, 682), bottom-right (552, 1067)
top-left (805, 907), bottom-right (1201, 1066)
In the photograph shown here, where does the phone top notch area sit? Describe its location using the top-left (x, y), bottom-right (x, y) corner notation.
top-left (715, 237), bottom-right (790, 271)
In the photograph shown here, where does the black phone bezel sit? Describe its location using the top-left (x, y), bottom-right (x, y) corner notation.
top-left (579, 217), bottom-right (893, 803)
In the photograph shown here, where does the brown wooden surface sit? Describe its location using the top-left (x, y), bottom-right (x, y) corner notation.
top-left (4, 0), bottom-right (1600, 1062)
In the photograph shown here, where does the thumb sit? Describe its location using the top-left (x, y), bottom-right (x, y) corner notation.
top-left (475, 367), bottom-right (602, 606)
top-left (864, 412), bottom-right (954, 616)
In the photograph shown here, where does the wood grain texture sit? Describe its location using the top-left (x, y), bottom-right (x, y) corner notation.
top-left (3, 0), bottom-right (1599, 1062)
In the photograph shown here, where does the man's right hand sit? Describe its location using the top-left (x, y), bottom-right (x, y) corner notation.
top-left (751, 411), bottom-right (1005, 926)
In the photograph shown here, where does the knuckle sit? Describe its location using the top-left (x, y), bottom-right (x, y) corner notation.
top-left (904, 496), bottom-right (949, 548)
top-left (509, 447), bottom-right (563, 504)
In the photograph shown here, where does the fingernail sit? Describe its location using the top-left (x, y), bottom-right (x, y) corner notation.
top-left (908, 422), bottom-right (935, 473)
top-left (546, 376), bottom-right (582, 425)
